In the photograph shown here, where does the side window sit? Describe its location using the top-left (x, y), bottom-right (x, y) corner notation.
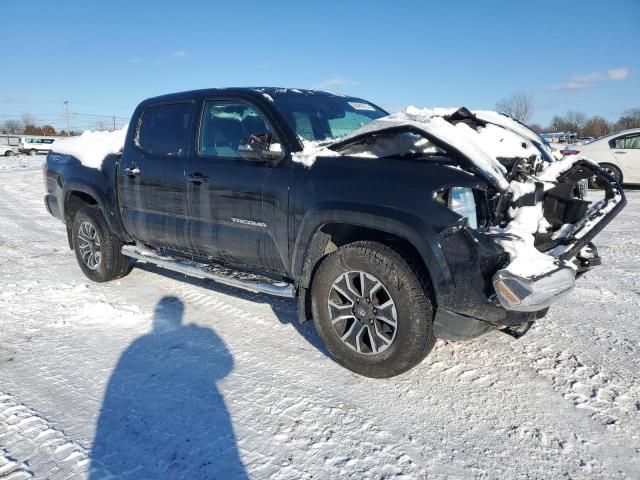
top-left (136, 102), bottom-right (193, 156)
top-left (613, 134), bottom-right (640, 149)
top-left (198, 100), bottom-right (279, 158)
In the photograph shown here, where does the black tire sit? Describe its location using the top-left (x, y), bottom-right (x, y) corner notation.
top-left (29, 149), bottom-right (37, 156)
top-left (4, 150), bottom-right (13, 157)
top-left (71, 206), bottom-right (132, 282)
top-left (592, 163), bottom-right (622, 189)
top-left (311, 241), bottom-right (435, 378)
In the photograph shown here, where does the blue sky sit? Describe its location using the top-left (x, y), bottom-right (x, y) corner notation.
top-left (2, 0), bottom-right (638, 130)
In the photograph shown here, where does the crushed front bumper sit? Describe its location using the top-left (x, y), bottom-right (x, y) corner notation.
top-left (492, 160), bottom-right (626, 312)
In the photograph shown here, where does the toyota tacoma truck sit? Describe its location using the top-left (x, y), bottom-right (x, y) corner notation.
top-left (44, 88), bottom-right (626, 378)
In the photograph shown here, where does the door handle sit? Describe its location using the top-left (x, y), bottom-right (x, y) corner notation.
top-left (187, 173), bottom-right (209, 184)
top-left (614, 151), bottom-right (626, 154)
top-left (124, 167), bottom-right (141, 177)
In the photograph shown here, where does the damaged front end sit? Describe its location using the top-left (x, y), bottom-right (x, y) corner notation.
top-left (328, 107), bottom-right (626, 332)
top-left (490, 159), bottom-right (626, 312)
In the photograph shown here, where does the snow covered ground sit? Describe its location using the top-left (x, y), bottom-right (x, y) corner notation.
top-left (0, 157), bottom-right (639, 479)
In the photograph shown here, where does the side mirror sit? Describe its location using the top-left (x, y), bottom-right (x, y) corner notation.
top-left (238, 134), bottom-right (285, 163)
top-left (238, 143), bottom-right (262, 161)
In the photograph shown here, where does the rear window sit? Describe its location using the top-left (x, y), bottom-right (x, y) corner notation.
top-left (136, 102), bottom-right (193, 155)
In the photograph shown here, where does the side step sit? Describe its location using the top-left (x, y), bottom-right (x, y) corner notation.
top-left (121, 245), bottom-right (296, 298)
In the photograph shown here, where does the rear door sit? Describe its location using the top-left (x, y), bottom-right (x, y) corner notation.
top-left (185, 97), bottom-right (289, 274)
top-left (611, 133), bottom-right (640, 183)
top-left (118, 101), bottom-right (195, 250)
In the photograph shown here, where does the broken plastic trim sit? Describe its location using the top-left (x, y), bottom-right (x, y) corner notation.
top-left (548, 160), bottom-right (626, 261)
top-left (493, 268), bottom-right (575, 312)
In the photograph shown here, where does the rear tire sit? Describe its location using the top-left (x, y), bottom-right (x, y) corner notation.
top-left (311, 241), bottom-right (435, 378)
top-left (29, 149), bottom-right (36, 156)
top-left (71, 206), bottom-right (132, 282)
top-left (591, 163), bottom-right (622, 189)
top-left (4, 150), bottom-right (13, 157)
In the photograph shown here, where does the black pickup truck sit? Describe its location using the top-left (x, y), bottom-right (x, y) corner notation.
top-left (44, 87), bottom-right (625, 377)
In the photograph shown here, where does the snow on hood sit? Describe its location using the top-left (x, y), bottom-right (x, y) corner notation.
top-left (292, 106), bottom-right (550, 192)
top-left (52, 126), bottom-right (128, 169)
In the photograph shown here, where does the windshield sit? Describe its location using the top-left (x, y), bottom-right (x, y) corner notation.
top-left (271, 93), bottom-right (388, 142)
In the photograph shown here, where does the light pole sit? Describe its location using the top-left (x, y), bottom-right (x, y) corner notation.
top-left (63, 101), bottom-right (70, 135)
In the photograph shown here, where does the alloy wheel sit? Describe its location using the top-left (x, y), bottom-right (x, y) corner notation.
top-left (328, 271), bottom-right (398, 355)
top-left (77, 221), bottom-right (102, 270)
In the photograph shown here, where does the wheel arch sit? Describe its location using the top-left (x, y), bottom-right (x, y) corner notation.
top-left (293, 204), bottom-right (453, 323)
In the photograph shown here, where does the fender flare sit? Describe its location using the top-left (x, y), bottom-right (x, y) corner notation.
top-left (291, 201), bottom-right (454, 300)
top-left (62, 180), bottom-right (130, 241)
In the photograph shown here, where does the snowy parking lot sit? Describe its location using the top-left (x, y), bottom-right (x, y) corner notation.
top-left (0, 157), bottom-right (639, 479)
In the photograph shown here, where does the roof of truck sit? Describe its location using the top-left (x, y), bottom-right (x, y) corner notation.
top-left (141, 87), bottom-right (351, 105)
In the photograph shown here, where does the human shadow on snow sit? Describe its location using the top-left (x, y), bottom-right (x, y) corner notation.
top-left (133, 263), bottom-right (331, 360)
top-left (90, 296), bottom-right (248, 479)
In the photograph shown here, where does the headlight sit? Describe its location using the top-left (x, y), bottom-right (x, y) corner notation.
top-left (493, 268), bottom-right (575, 311)
top-left (435, 187), bottom-right (480, 228)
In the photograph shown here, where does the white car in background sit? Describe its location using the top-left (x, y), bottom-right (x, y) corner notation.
top-left (18, 136), bottom-right (57, 155)
top-left (563, 128), bottom-right (640, 185)
top-left (0, 145), bottom-right (17, 156)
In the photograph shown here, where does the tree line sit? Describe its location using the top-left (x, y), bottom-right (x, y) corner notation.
top-left (1, 115), bottom-right (79, 137)
top-left (497, 91), bottom-right (640, 138)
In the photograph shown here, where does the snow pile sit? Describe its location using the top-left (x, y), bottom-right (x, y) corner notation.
top-left (406, 106), bottom-right (540, 164)
top-left (491, 180), bottom-right (560, 277)
top-left (52, 126), bottom-right (128, 169)
top-left (536, 155), bottom-right (595, 182)
top-left (292, 140), bottom-right (340, 166)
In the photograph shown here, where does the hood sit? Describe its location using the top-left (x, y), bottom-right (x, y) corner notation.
top-left (327, 107), bottom-right (553, 192)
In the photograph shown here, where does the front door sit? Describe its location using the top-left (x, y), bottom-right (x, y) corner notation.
top-left (118, 101), bottom-right (195, 250)
top-left (185, 98), bottom-right (289, 275)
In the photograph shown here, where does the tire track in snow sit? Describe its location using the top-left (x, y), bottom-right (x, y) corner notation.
top-left (0, 392), bottom-right (115, 480)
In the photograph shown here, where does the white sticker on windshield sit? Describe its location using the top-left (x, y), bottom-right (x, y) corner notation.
top-left (348, 102), bottom-right (375, 111)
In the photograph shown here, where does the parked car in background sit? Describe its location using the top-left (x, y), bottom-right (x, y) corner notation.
top-left (0, 134), bottom-right (21, 155)
top-left (541, 131), bottom-right (577, 144)
top-left (0, 145), bottom-right (17, 156)
top-left (19, 136), bottom-right (57, 155)
top-left (561, 128), bottom-right (640, 185)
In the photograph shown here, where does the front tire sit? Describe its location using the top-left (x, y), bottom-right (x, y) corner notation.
top-left (72, 206), bottom-right (132, 282)
top-left (29, 149), bottom-right (37, 156)
top-left (311, 241), bottom-right (435, 378)
top-left (4, 150), bottom-right (14, 157)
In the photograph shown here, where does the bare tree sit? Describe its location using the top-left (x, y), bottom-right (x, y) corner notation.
top-left (496, 91), bottom-right (534, 123)
top-left (582, 116), bottom-right (610, 137)
top-left (528, 123), bottom-right (543, 133)
top-left (564, 111), bottom-right (587, 135)
top-left (41, 125), bottom-right (57, 136)
top-left (614, 108), bottom-right (640, 131)
top-left (2, 119), bottom-right (22, 134)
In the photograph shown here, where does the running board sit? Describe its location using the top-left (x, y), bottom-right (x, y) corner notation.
top-left (121, 245), bottom-right (296, 298)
